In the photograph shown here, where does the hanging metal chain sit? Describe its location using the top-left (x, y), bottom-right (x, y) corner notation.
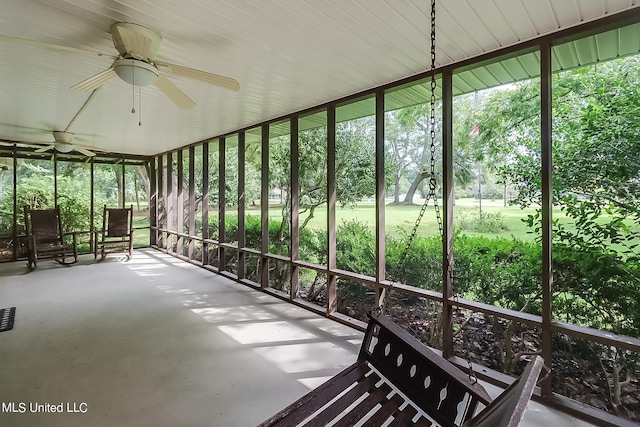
top-left (378, 0), bottom-right (440, 313)
top-left (373, 0), bottom-right (478, 385)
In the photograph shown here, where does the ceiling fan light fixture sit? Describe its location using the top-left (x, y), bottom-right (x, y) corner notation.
top-left (54, 143), bottom-right (74, 153)
top-left (113, 58), bottom-right (159, 86)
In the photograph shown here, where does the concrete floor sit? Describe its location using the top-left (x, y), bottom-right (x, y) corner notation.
top-left (0, 249), bottom-right (595, 427)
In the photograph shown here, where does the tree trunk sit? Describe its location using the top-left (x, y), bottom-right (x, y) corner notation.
top-left (135, 165), bottom-right (150, 205)
top-left (403, 170), bottom-right (429, 204)
top-left (115, 168), bottom-right (124, 207)
top-left (133, 173), bottom-right (140, 211)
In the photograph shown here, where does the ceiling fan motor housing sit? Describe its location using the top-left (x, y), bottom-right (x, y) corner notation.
top-left (111, 22), bottom-right (162, 61)
top-left (53, 131), bottom-right (74, 144)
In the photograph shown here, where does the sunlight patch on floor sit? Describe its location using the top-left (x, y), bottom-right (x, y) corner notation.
top-left (252, 342), bottom-right (346, 374)
top-left (192, 305), bottom-right (278, 322)
top-left (218, 321), bottom-right (317, 345)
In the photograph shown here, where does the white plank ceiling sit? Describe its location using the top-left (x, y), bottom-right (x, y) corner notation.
top-left (0, 0), bottom-right (639, 156)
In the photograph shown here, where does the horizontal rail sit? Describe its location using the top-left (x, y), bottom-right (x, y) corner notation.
top-left (149, 240), bottom-right (640, 354)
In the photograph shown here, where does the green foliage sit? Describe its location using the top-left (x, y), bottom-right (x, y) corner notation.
top-left (386, 230), bottom-right (441, 290)
top-left (454, 208), bottom-right (509, 233)
top-left (244, 215), bottom-right (260, 248)
top-left (468, 55), bottom-right (640, 341)
top-left (452, 233), bottom-right (542, 312)
top-left (0, 159), bottom-right (135, 238)
top-left (334, 220), bottom-right (376, 305)
top-left (553, 243), bottom-right (640, 337)
top-left (335, 220), bottom-right (375, 276)
top-left (389, 231), bottom-right (542, 312)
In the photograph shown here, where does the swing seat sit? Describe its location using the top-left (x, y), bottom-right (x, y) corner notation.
top-left (258, 313), bottom-right (545, 427)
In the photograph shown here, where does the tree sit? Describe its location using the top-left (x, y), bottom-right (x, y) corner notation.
top-left (385, 99), bottom-right (477, 206)
top-left (470, 56), bottom-right (640, 407)
top-left (394, 102), bottom-right (442, 204)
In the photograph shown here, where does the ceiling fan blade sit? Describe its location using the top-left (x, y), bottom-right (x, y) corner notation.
top-left (154, 75), bottom-right (196, 109)
top-left (34, 145), bottom-right (55, 153)
top-left (74, 143), bottom-right (108, 153)
top-left (112, 23), bottom-right (159, 60)
top-left (0, 34), bottom-right (110, 57)
top-left (155, 61), bottom-right (240, 92)
top-left (71, 68), bottom-right (116, 92)
top-left (74, 146), bottom-right (96, 157)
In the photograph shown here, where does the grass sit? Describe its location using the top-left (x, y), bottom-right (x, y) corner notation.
top-left (216, 197), bottom-right (640, 249)
top-left (257, 197), bottom-right (639, 244)
top-left (257, 198), bottom-right (546, 241)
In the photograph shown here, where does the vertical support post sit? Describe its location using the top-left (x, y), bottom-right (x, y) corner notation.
top-left (53, 152), bottom-right (58, 204)
top-left (375, 90), bottom-right (386, 307)
top-left (188, 146), bottom-right (196, 260)
top-left (149, 158), bottom-right (157, 247)
top-left (166, 152), bottom-right (173, 252)
top-left (290, 117), bottom-right (300, 299)
top-left (327, 106), bottom-right (337, 314)
top-left (219, 137), bottom-right (226, 272)
top-left (202, 143), bottom-right (210, 265)
top-left (12, 149), bottom-right (17, 261)
top-left (237, 131), bottom-right (246, 280)
top-left (177, 150), bottom-right (184, 256)
top-left (121, 158), bottom-right (125, 209)
top-left (157, 155), bottom-right (164, 249)
top-left (90, 159), bottom-right (95, 253)
top-left (261, 124), bottom-right (270, 289)
top-left (441, 70), bottom-right (455, 359)
top-left (540, 41), bottom-right (554, 399)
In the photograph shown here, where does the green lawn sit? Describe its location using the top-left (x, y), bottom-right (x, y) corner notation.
top-left (259, 198), bottom-right (545, 241)
top-left (241, 197), bottom-right (639, 245)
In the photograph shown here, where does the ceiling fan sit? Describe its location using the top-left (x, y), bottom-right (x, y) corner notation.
top-left (71, 22), bottom-right (240, 108)
top-left (32, 131), bottom-right (102, 157)
top-left (15, 88), bottom-right (107, 157)
top-left (1, 22), bottom-right (240, 109)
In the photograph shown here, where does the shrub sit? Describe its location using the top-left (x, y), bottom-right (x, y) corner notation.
top-left (454, 208), bottom-right (509, 233)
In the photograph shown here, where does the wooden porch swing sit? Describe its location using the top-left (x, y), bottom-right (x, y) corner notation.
top-left (258, 313), bottom-right (545, 427)
top-left (258, 2), bottom-right (547, 425)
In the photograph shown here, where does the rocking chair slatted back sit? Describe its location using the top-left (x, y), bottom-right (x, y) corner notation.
top-left (29, 207), bottom-right (63, 244)
top-left (106, 208), bottom-right (132, 237)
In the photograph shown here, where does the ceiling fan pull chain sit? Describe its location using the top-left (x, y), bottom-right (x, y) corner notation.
top-left (131, 66), bottom-right (136, 114)
top-left (139, 86), bottom-right (142, 126)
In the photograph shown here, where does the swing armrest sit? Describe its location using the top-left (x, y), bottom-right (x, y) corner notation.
top-left (463, 356), bottom-right (546, 427)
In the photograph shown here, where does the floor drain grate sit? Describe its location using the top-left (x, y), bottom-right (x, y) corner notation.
top-left (0, 307), bottom-right (16, 332)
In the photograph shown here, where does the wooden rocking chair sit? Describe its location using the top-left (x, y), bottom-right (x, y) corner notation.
top-left (258, 313), bottom-right (546, 427)
top-left (24, 205), bottom-right (78, 270)
top-left (94, 205), bottom-right (134, 261)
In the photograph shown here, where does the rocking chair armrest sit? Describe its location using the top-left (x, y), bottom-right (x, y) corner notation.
top-left (62, 231), bottom-right (78, 244)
